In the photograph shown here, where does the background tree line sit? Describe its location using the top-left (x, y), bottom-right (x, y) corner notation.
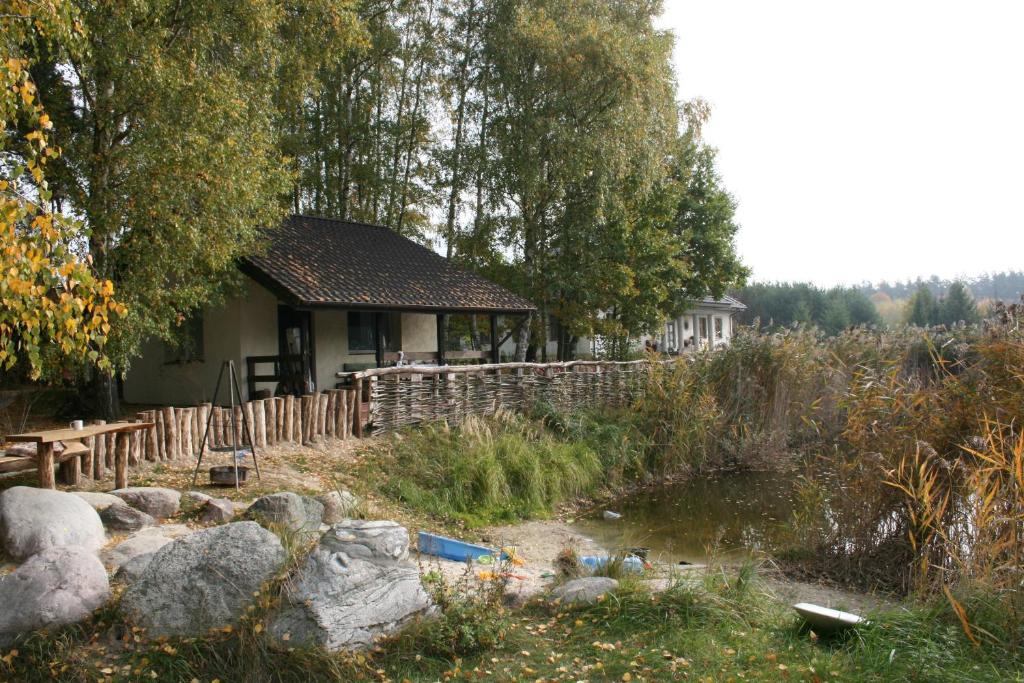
top-left (733, 283), bottom-right (880, 335)
top-left (5, 0), bottom-right (746, 413)
top-left (858, 270), bottom-right (1024, 303)
top-left (734, 278), bottom-right (985, 334)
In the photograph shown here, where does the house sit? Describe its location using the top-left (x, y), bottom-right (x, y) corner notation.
top-left (654, 295), bottom-right (747, 352)
top-left (123, 215), bottom-right (536, 405)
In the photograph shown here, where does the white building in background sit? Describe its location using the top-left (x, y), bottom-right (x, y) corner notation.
top-left (653, 295), bottom-right (747, 353)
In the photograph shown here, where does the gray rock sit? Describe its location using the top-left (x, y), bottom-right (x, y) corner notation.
top-left (184, 491), bottom-right (213, 506)
top-left (301, 496), bottom-right (325, 526)
top-left (71, 491), bottom-right (128, 512)
top-left (0, 547), bottom-right (110, 647)
top-left (200, 498), bottom-right (235, 524)
top-left (114, 552), bottom-right (156, 583)
top-left (268, 520), bottom-right (434, 651)
top-left (317, 490), bottom-right (360, 524)
top-left (100, 504), bottom-right (156, 532)
top-left (101, 524), bottom-right (192, 571)
top-left (245, 492), bottom-right (320, 532)
top-left (0, 486), bottom-right (105, 562)
top-left (111, 487), bottom-right (181, 519)
top-left (120, 521), bottom-right (285, 637)
top-left (549, 577), bottom-right (619, 605)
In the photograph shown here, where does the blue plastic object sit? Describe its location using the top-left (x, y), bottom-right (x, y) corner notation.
top-left (417, 531), bottom-right (501, 563)
top-left (580, 555), bottom-right (645, 573)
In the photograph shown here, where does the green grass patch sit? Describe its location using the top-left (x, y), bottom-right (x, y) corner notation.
top-left (362, 410), bottom-right (609, 527)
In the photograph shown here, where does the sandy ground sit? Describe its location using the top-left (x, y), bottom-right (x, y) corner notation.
top-left (418, 520), bottom-right (607, 604)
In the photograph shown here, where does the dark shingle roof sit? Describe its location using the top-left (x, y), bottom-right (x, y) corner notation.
top-left (697, 295), bottom-right (747, 311)
top-left (242, 216), bottom-right (536, 313)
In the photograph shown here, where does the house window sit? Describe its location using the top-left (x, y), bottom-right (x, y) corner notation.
top-left (665, 321), bottom-right (677, 350)
top-left (164, 312), bottom-right (204, 363)
top-left (699, 317), bottom-right (708, 340)
top-left (347, 311), bottom-right (400, 353)
top-left (683, 319), bottom-right (690, 331)
top-left (715, 317), bottom-right (724, 339)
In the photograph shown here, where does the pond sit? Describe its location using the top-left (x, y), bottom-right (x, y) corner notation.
top-left (571, 466), bottom-right (815, 565)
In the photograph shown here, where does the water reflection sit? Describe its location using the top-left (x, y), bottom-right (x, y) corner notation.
top-left (572, 468), bottom-right (805, 564)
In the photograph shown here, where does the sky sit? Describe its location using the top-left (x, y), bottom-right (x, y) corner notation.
top-left (658, 1), bottom-right (1024, 287)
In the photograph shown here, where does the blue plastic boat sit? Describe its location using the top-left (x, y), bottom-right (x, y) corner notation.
top-left (417, 531), bottom-right (501, 562)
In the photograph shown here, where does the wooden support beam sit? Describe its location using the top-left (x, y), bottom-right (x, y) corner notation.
top-left (490, 314), bottom-right (500, 365)
top-left (57, 450), bottom-right (79, 487)
top-left (436, 314), bottom-right (447, 366)
top-left (374, 312), bottom-right (384, 368)
top-left (38, 442), bottom-right (55, 489)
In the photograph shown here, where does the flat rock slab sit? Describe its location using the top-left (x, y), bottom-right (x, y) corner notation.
top-left (101, 524), bottom-right (192, 571)
top-left (550, 577), bottom-right (619, 605)
top-left (100, 505), bottom-right (156, 533)
top-left (0, 486), bottom-right (105, 562)
top-left (111, 487), bottom-right (181, 519)
top-left (268, 520), bottom-right (435, 651)
top-left (0, 547), bottom-right (110, 647)
top-left (72, 492), bottom-right (128, 512)
top-left (120, 521), bottom-right (285, 637)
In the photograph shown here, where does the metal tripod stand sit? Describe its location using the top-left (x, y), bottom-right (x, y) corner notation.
top-left (191, 360), bottom-right (262, 490)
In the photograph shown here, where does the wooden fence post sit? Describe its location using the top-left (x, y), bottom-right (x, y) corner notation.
top-left (92, 419), bottom-right (106, 479)
top-left (162, 407), bottom-right (177, 460)
top-left (129, 420), bottom-right (142, 466)
top-left (146, 414), bottom-right (159, 462)
top-left (58, 448), bottom-right (79, 487)
top-left (155, 410), bottom-right (166, 460)
top-left (81, 435), bottom-right (94, 480)
top-left (115, 434), bottom-right (129, 489)
top-left (353, 378), bottom-right (363, 438)
top-left (266, 397), bottom-right (277, 446)
top-left (317, 392), bottom-right (328, 439)
top-left (183, 409), bottom-right (194, 458)
top-left (254, 399), bottom-right (267, 448)
top-left (293, 396), bottom-right (303, 443)
top-left (325, 391), bottom-right (336, 438)
top-left (300, 394), bottom-right (314, 444)
top-left (105, 433), bottom-right (116, 468)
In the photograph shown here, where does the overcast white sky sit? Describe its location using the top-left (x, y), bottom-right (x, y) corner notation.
top-left (658, 1), bottom-right (1024, 287)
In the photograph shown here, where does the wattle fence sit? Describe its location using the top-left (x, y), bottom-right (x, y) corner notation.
top-left (340, 359), bottom-right (656, 435)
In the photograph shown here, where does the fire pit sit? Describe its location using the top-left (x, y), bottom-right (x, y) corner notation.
top-left (209, 465), bottom-right (249, 487)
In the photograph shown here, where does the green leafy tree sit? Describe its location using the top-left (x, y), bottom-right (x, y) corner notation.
top-left (905, 284), bottom-right (940, 327)
top-left (1, 2), bottom-right (125, 381)
top-left (940, 280), bottom-right (979, 325)
top-left (27, 0), bottom-right (363, 414)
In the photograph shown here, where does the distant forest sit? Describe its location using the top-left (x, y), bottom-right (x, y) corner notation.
top-left (860, 271), bottom-right (1024, 302)
top-left (732, 270), bottom-right (1023, 334)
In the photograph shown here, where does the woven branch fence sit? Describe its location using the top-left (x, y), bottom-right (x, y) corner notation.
top-left (342, 360), bottom-right (660, 435)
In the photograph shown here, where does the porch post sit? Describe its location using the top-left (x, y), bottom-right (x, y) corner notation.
top-left (489, 313), bottom-right (500, 364)
top-left (374, 312), bottom-right (384, 368)
top-left (436, 313), bottom-right (447, 366)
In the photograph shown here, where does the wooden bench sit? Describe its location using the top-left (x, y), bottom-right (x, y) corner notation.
top-left (6, 422), bottom-right (153, 489)
top-left (0, 441), bottom-right (91, 485)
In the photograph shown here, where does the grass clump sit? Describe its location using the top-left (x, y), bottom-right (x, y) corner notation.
top-left (367, 409), bottom-right (605, 527)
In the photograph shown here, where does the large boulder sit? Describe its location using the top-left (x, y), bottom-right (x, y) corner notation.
top-left (268, 520), bottom-right (435, 651)
top-left (100, 504), bottom-right (156, 532)
top-left (317, 490), bottom-right (360, 524)
top-left (245, 492), bottom-right (321, 532)
top-left (0, 487), bottom-right (105, 562)
top-left (111, 487), bottom-right (181, 519)
top-left (0, 547), bottom-right (110, 647)
top-left (120, 521), bottom-right (285, 636)
top-left (72, 491), bottom-right (128, 512)
top-left (549, 577), bottom-right (619, 605)
top-left (101, 524), bottom-right (192, 571)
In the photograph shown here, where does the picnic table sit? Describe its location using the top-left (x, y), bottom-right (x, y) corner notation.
top-left (4, 422), bottom-right (154, 490)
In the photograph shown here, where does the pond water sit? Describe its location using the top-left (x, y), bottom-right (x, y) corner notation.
top-left (571, 466), bottom-right (812, 565)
